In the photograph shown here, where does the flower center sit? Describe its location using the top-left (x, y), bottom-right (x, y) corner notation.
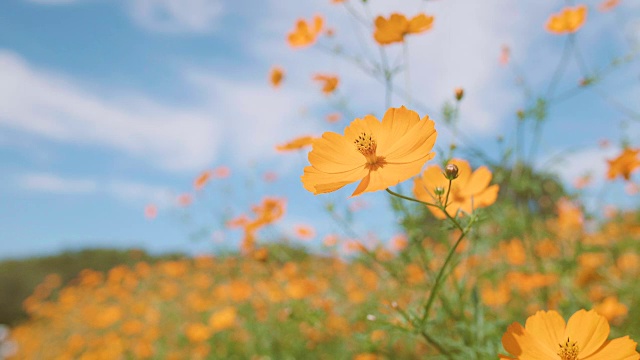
top-left (558, 338), bottom-right (579, 360)
top-left (354, 132), bottom-right (385, 168)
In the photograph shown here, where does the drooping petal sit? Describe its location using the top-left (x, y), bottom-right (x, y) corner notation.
top-left (301, 165), bottom-right (368, 195)
top-left (581, 336), bottom-right (640, 360)
top-left (564, 309), bottom-right (610, 358)
top-left (524, 310), bottom-right (566, 355)
top-left (363, 153), bottom-right (435, 193)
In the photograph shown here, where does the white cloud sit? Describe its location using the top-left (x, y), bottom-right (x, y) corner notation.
top-left (183, 68), bottom-right (325, 165)
top-left (107, 180), bottom-right (174, 206)
top-left (21, 172), bottom-right (97, 194)
top-left (19, 171), bottom-right (174, 205)
top-left (547, 146), bottom-right (620, 187)
top-left (127, 0), bottom-right (224, 33)
top-left (0, 51), bottom-right (219, 172)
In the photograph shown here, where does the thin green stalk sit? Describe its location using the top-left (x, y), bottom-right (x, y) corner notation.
top-left (420, 229), bottom-right (468, 324)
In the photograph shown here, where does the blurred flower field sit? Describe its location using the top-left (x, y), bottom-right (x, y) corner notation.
top-left (4, 0), bottom-right (640, 359)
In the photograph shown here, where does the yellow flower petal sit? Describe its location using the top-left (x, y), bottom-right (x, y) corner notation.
top-left (524, 310), bottom-right (566, 355)
top-left (472, 184), bottom-right (500, 208)
top-left (302, 165), bottom-right (368, 194)
top-left (581, 336), bottom-right (640, 360)
top-left (460, 166), bottom-right (493, 197)
top-left (502, 322), bottom-right (560, 359)
top-left (564, 309), bottom-right (610, 358)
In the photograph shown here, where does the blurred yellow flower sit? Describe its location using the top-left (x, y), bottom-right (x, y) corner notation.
top-left (276, 135), bottom-right (316, 152)
top-left (185, 323), bottom-right (210, 343)
top-left (287, 15), bottom-right (324, 48)
top-left (599, 0), bottom-right (620, 12)
top-left (499, 309), bottom-right (639, 360)
top-left (209, 306), bottom-right (237, 332)
top-left (313, 74), bottom-right (339, 94)
top-left (194, 170), bottom-right (212, 190)
top-left (607, 147), bottom-right (640, 181)
top-left (594, 296), bottom-right (628, 323)
top-left (413, 159), bottom-right (499, 219)
top-left (373, 13), bottom-right (434, 45)
top-left (546, 5), bottom-right (587, 34)
top-left (302, 106), bottom-right (437, 197)
top-left (269, 66), bottom-right (284, 88)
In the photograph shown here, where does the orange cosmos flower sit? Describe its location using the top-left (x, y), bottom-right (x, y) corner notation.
top-left (275, 135), bottom-right (316, 152)
top-left (269, 66), bottom-right (284, 88)
top-left (194, 170), bottom-right (212, 190)
top-left (301, 106), bottom-right (437, 197)
top-left (373, 13), bottom-right (434, 45)
top-left (326, 112), bottom-right (342, 123)
top-left (599, 0), bottom-right (620, 12)
top-left (607, 148), bottom-right (640, 181)
top-left (594, 296), bottom-right (628, 323)
top-left (144, 204), bottom-right (157, 219)
top-left (287, 15), bottom-right (324, 48)
top-left (209, 306), bottom-right (237, 332)
top-left (177, 193), bottom-right (192, 207)
top-left (294, 224), bottom-right (316, 240)
top-left (499, 309), bottom-right (639, 360)
top-left (413, 159), bottom-right (499, 219)
top-left (213, 165), bottom-right (230, 178)
top-left (313, 74), bottom-right (339, 95)
top-left (546, 5), bottom-right (587, 34)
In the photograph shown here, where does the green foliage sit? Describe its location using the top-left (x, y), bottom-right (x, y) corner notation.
top-left (0, 248), bottom-right (184, 326)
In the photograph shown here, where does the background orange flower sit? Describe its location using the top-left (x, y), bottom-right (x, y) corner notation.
top-left (373, 13), bottom-right (434, 45)
top-left (287, 15), bottom-right (324, 48)
top-left (312, 74), bottom-right (339, 94)
top-left (546, 5), bottom-right (587, 34)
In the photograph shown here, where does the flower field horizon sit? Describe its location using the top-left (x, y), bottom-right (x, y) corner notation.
top-left (1, 0), bottom-right (640, 358)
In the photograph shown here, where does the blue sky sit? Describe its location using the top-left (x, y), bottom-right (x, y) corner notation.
top-left (1, 0), bottom-right (639, 259)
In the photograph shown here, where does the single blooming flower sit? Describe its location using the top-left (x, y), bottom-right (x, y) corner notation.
top-left (500, 309), bottom-right (639, 360)
top-left (269, 66), bottom-right (284, 88)
top-left (313, 74), bottom-right (339, 95)
top-left (302, 106), bottom-right (437, 197)
top-left (546, 5), bottom-right (587, 34)
top-left (413, 158), bottom-right (499, 219)
top-left (373, 13), bottom-right (434, 45)
top-left (607, 147), bottom-right (640, 181)
top-left (287, 15), bottom-right (324, 48)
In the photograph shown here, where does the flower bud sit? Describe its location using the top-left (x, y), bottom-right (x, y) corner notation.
top-left (444, 164), bottom-right (459, 180)
top-left (454, 87), bottom-right (464, 101)
top-left (434, 187), bottom-right (445, 196)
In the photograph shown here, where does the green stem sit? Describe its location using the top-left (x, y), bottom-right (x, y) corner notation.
top-left (420, 229), bottom-right (468, 324)
top-left (385, 188), bottom-right (439, 208)
top-left (421, 330), bottom-right (455, 360)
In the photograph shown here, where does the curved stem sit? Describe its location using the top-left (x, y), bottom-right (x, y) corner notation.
top-left (385, 188), bottom-right (439, 208)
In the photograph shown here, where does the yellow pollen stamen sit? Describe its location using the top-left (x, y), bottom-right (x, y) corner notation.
top-left (354, 132), bottom-right (379, 163)
top-left (558, 338), bottom-right (579, 360)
